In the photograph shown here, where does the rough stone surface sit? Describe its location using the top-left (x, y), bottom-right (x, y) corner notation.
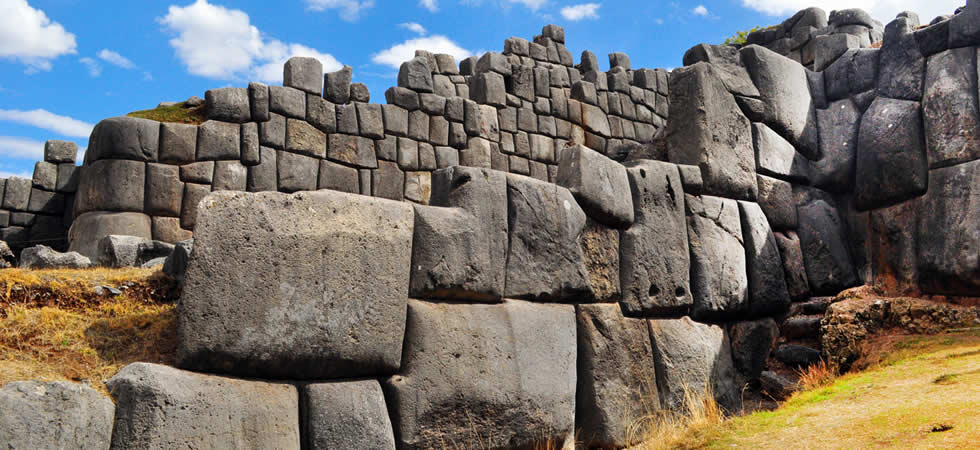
top-left (97, 235), bottom-right (175, 268)
top-left (756, 174), bottom-right (797, 230)
top-left (398, 57), bottom-right (434, 93)
top-left (738, 201), bottom-right (791, 318)
top-left (556, 144), bottom-right (634, 228)
top-left (177, 190), bottom-right (414, 379)
top-left (277, 151), bottom-right (318, 192)
top-left (576, 304), bottom-right (659, 449)
top-left (302, 380), bottom-right (396, 450)
top-left (86, 117), bottom-right (159, 163)
top-left (916, 160), bottom-right (980, 295)
top-left (385, 299), bottom-right (576, 450)
top-left (108, 363), bottom-right (299, 449)
top-left (775, 231), bottom-right (811, 301)
top-left (286, 119), bottom-right (327, 158)
top-left (68, 212), bottom-right (152, 260)
top-left (283, 56), bottom-right (323, 95)
top-left (686, 195), bottom-right (748, 321)
top-left (205, 88), bottom-right (251, 123)
top-left (648, 317), bottom-right (740, 413)
top-left (813, 98), bottom-right (860, 192)
top-left (741, 45), bottom-right (818, 159)
top-left (74, 159), bottom-right (146, 215)
top-left (797, 200), bottom-right (859, 295)
top-left (922, 47), bottom-right (980, 168)
top-left (0, 381), bottom-right (114, 450)
top-left (20, 245), bottom-right (92, 269)
top-left (727, 319), bottom-right (779, 381)
top-left (197, 120), bottom-right (241, 161)
top-left (620, 160), bottom-right (692, 316)
top-left (162, 239), bottom-right (193, 284)
top-left (752, 123), bottom-right (810, 183)
top-left (878, 18), bottom-right (925, 100)
top-left (324, 65), bottom-right (353, 104)
top-left (855, 97), bottom-right (928, 211)
top-left (44, 140), bottom-right (78, 163)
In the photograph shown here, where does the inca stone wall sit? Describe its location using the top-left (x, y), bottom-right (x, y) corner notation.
top-left (0, 141), bottom-right (79, 252)
top-left (2, 4), bottom-right (980, 449)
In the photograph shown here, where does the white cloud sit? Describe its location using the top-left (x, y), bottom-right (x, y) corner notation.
top-left (372, 36), bottom-right (472, 68)
top-left (740, 0), bottom-right (963, 23)
top-left (692, 5), bottom-right (709, 16)
top-left (79, 57), bottom-right (102, 77)
top-left (506, 0), bottom-right (547, 11)
top-left (304, 0), bottom-right (375, 21)
top-left (561, 3), bottom-right (600, 21)
top-left (400, 22), bottom-right (427, 35)
top-left (97, 49), bottom-right (136, 69)
top-left (0, 0), bottom-right (77, 72)
top-left (160, 0), bottom-right (342, 82)
top-left (0, 136), bottom-right (45, 160)
top-left (0, 109), bottom-right (94, 138)
top-left (0, 170), bottom-right (34, 179)
top-left (143, 72), bottom-right (154, 81)
top-left (419, 0), bottom-right (438, 12)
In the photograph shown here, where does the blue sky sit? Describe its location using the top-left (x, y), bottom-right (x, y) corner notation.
top-left (0, 0), bottom-right (963, 178)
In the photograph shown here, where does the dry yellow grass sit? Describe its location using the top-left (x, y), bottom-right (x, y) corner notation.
top-left (627, 387), bottom-right (726, 450)
top-left (796, 360), bottom-right (837, 391)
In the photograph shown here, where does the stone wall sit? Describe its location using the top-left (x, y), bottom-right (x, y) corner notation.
top-left (0, 141), bottom-right (79, 252)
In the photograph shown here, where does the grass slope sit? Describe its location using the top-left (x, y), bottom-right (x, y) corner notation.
top-left (127, 102), bottom-right (206, 124)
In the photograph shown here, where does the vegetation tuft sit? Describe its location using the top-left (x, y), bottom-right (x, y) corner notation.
top-left (127, 102), bottom-right (206, 124)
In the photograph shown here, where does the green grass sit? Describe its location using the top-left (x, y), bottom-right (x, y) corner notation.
top-left (127, 102), bottom-right (206, 124)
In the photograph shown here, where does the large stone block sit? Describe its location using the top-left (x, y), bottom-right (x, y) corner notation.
top-left (774, 231), bottom-right (810, 301)
top-left (385, 299), bottom-right (576, 450)
top-left (916, 160), bottom-right (980, 294)
top-left (205, 87), bottom-right (250, 123)
top-left (43, 140), bottom-right (78, 163)
top-left (108, 363), bottom-right (299, 449)
top-left (177, 190), bottom-right (414, 379)
top-left (648, 317), bottom-right (740, 413)
top-left (556, 144), bottom-right (634, 228)
top-left (855, 97), bottom-right (928, 211)
top-left (56, 162), bottom-right (79, 193)
top-left (75, 159), bottom-right (146, 215)
top-left (667, 63), bottom-right (757, 201)
top-left (212, 161), bottom-right (247, 191)
top-left (180, 183), bottom-right (210, 229)
top-left (317, 159), bottom-right (359, 194)
top-left (686, 195), bottom-right (748, 321)
top-left (68, 211), bottom-right (152, 259)
top-left (324, 65), bottom-right (353, 104)
top-left (20, 245), bottom-right (91, 269)
top-left (752, 123), bottom-right (809, 183)
top-left (410, 167), bottom-right (507, 301)
top-left (504, 173), bottom-right (590, 300)
top-left (727, 319), bottom-right (779, 381)
top-left (247, 146), bottom-right (278, 192)
top-left (741, 45), bottom-right (818, 159)
top-left (0, 381), bottom-right (114, 450)
top-left (277, 150), bottom-right (318, 192)
top-left (738, 201), bottom-right (791, 318)
top-left (285, 118), bottom-right (327, 158)
top-left (922, 47), bottom-right (980, 168)
top-left (159, 122), bottom-right (198, 164)
top-left (328, 134), bottom-right (378, 168)
top-left (813, 98), bottom-right (860, 192)
top-left (948, 0), bottom-right (980, 48)
top-left (196, 120), bottom-right (241, 160)
top-left (85, 117), bottom-right (159, 163)
top-left (869, 201), bottom-right (919, 295)
top-left (619, 161), bottom-right (692, 316)
top-left (32, 161), bottom-right (57, 190)
top-left (2, 176), bottom-right (30, 211)
top-left (878, 18), bottom-right (925, 100)
top-left (398, 56), bottom-right (433, 93)
top-left (27, 187), bottom-right (63, 214)
top-left (283, 56), bottom-right (323, 95)
top-left (797, 200), bottom-right (859, 295)
top-left (269, 85), bottom-right (306, 119)
top-left (302, 380), bottom-right (396, 450)
top-left (97, 235), bottom-right (174, 268)
top-left (756, 174), bottom-right (796, 230)
top-left (576, 304), bottom-right (659, 449)
top-left (145, 163), bottom-right (182, 216)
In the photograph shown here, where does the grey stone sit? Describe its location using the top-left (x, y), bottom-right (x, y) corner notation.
top-left (403, 171), bottom-right (431, 203)
top-left (576, 304), bottom-right (659, 449)
top-left (686, 195), bottom-right (748, 321)
top-left (372, 160), bottom-right (404, 200)
top-left (505, 173), bottom-right (590, 300)
top-left (915, 159), bottom-right (980, 295)
top-left (179, 161), bottom-right (214, 184)
top-left (756, 174), bottom-right (797, 230)
top-left (269, 85), bottom-right (306, 119)
top-left (408, 110), bottom-right (429, 141)
top-left (324, 65), bottom-right (353, 104)
top-left (357, 103), bottom-right (384, 139)
top-left (247, 146), bottom-right (278, 192)
top-left (2, 176), bottom-right (30, 211)
top-left (97, 235), bottom-right (174, 268)
top-left (277, 150), bottom-right (318, 192)
top-left (510, 65), bottom-right (535, 101)
top-left (151, 217), bottom-right (192, 244)
top-left (382, 104), bottom-right (408, 136)
top-left (475, 52), bottom-right (510, 75)
top-left (529, 134), bottom-right (554, 163)
top-left (145, 163), bottom-right (182, 216)
top-left (56, 163), bottom-right (79, 193)
top-left (248, 82), bottom-right (270, 122)
top-left (259, 113), bottom-right (286, 149)
top-left (385, 86), bottom-right (420, 110)
top-left (738, 201), bottom-right (791, 318)
top-left (505, 37), bottom-right (531, 56)
top-left (434, 146), bottom-right (458, 168)
top-left (376, 136), bottom-right (397, 161)
top-left (829, 8), bottom-right (875, 28)
top-left (682, 43), bottom-right (740, 66)
top-left (676, 164), bottom-right (703, 195)
top-left (648, 317), bottom-right (740, 413)
top-left (914, 18), bottom-right (950, 56)
top-left (429, 115), bottom-right (450, 146)
top-left (180, 183), bottom-right (210, 229)
top-left (0, 381), bottom-right (114, 450)
top-left (752, 123), bottom-right (809, 183)
top-left (878, 18), bottom-right (925, 100)
top-left (418, 93), bottom-right (446, 115)
top-left (922, 47), bottom-right (980, 168)
top-left (177, 190), bottom-right (413, 379)
top-left (435, 53), bottom-right (458, 74)
top-left (205, 87), bottom-right (250, 122)
top-left (286, 118), bottom-right (327, 158)
top-left (196, 120), bottom-right (240, 160)
top-left (775, 231), bottom-right (810, 301)
top-left (318, 159), bottom-right (359, 194)
top-left (774, 344), bottom-right (821, 368)
top-left (812, 98), bottom-right (860, 192)
top-left (727, 319), bottom-right (779, 381)
top-left (468, 72), bottom-right (506, 107)
top-left (68, 211), bottom-right (151, 259)
top-left (108, 363), bottom-right (299, 449)
top-left (303, 381), bottom-right (396, 450)
top-left (32, 161), bottom-right (56, 190)
top-left (813, 33), bottom-right (860, 71)
top-left (571, 80), bottom-right (598, 105)
top-left (241, 122), bottom-right (260, 165)
top-left (667, 63), bottom-right (757, 201)
top-left (212, 160), bottom-right (247, 191)
top-left (328, 134), bottom-right (378, 168)
top-left (336, 103), bottom-right (359, 134)
top-left (284, 56), bottom-right (323, 95)
top-left (855, 97), bottom-right (928, 211)
top-left (75, 159), bottom-right (145, 214)
top-left (398, 56), bottom-right (434, 92)
top-left (306, 95), bottom-right (337, 133)
top-left (797, 200), bottom-right (859, 295)
top-left (44, 140), bottom-right (78, 163)
top-left (159, 123), bottom-right (198, 164)
top-left (163, 238), bottom-right (192, 282)
top-left (385, 299), bottom-right (576, 450)
top-left (948, 0), bottom-right (980, 48)
top-left (20, 245), bottom-right (92, 269)
top-left (85, 117), bottom-right (159, 163)
top-left (10, 211), bottom-right (35, 226)
top-left (397, 137), bottom-right (419, 170)
top-left (556, 144), bottom-right (633, 228)
top-left (609, 52), bottom-right (631, 70)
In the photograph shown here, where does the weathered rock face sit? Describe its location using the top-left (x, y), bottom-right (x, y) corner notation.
top-left (667, 63), bottom-right (758, 201)
top-left (576, 304), bottom-right (659, 448)
top-left (727, 319), bottom-right (779, 381)
top-left (738, 201), bottom-right (791, 318)
top-left (869, 201), bottom-right (919, 295)
top-left (302, 380), bottom-right (396, 450)
top-left (108, 363), bottom-right (300, 449)
top-left (752, 123), bottom-right (810, 183)
top-left (177, 190), bottom-right (414, 379)
top-left (855, 97), bottom-right (928, 210)
top-left (916, 160), bottom-right (980, 295)
top-left (19, 245), bottom-right (92, 269)
top-left (504, 173), bottom-right (590, 300)
top-left (774, 231), bottom-right (811, 301)
top-left (386, 300), bottom-right (576, 450)
top-left (686, 195), bottom-right (748, 321)
top-left (813, 98), bottom-right (860, 192)
top-left (922, 47), bottom-right (980, 169)
top-left (556, 144), bottom-right (634, 228)
top-left (68, 212), bottom-right (152, 259)
top-left (97, 235), bottom-right (174, 268)
top-left (756, 174), bottom-right (797, 230)
top-left (0, 381), bottom-right (115, 450)
top-left (620, 161), bottom-right (693, 316)
top-left (797, 200), bottom-right (859, 295)
top-left (648, 317), bottom-right (741, 413)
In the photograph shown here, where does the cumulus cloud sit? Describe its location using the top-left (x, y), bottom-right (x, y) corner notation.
top-left (304, 0), bottom-right (375, 21)
top-left (0, 109), bottom-right (94, 138)
top-left (0, 136), bottom-right (46, 160)
top-left (79, 57), bottom-right (102, 77)
top-left (400, 22), bottom-right (427, 35)
top-left (419, 0), bottom-right (438, 12)
top-left (692, 5), bottom-right (709, 16)
top-left (561, 3), bottom-right (600, 21)
top-left (0, 0), bottom-right (77, 72)
top-left (372, 36), bottom-right (472, 68)
top-left (160, 0), bottom-right (342, 83)
top-left (505, 0), bottom-right (547, 11)
top-left (740, 0), bottom-right (963, 23)
top-left (97, 49), bottom-right (136, 69)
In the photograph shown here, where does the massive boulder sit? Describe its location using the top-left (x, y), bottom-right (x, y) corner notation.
top-left (648, 317), bottom-right (740, 413)
top-left (756, 174), bottom-right (797, 230)
top-left (775, 231), bottom-right (811, 301)
top-left (813, 98), bottom-right (860, 192)
top-left (386, 299), bottom-right (576, 450)
top-left (869, 201), bottom-right (920, 295)
top-left (855, 97), bottom-right (928, 211)
top-left (727, 319), bottom-right (779, 381)
top-left (68, 211), bottom-right (152, 259)
top-left (620, 160), bottom-right (692, 316)
top-left (302, 380), bottom-right (396, 450)
top-left (797, 200), bottom-right (859, 295)
top-left (19, 245), bottom-right (92, 269)
top-left (686, 195), bottom-right (748, 321)
top-left (0, 381), bottom-right (115, 450)
top-left (877, 17), bottom-right (925, 100)
top-left (108, 363), bottom-right (299, 449)
top-left (922, 47), bottom-right (980, 168)
top-left (916, 160), bottom-right (980, 295)
top-left (556, 144), bottom-right (634, 228)
top-left (752, 123), bottom-right (810, 183)
top-left (177, 190), bottom-right (414, 379)
top-left (576, 304), bottom-right (660, 448)
top-left (738, 201), bottom-right (791, 318)
top-left (97, 235), bottom-right (174, 268)
top-left (667, 63), bottom-right (758, 201)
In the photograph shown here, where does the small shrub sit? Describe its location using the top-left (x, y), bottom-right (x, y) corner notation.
top-left (796, 360), bottom-right (837, 390)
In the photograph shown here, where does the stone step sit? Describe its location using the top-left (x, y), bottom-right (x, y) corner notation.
top-left (774, 344), bottom-right (822, 368)
top-left (760, 370), bottom-right (799, 400)
top-left (781, 315), bottom-right (823, 339)
top-left (790, 296), bottom-right (833, 316)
